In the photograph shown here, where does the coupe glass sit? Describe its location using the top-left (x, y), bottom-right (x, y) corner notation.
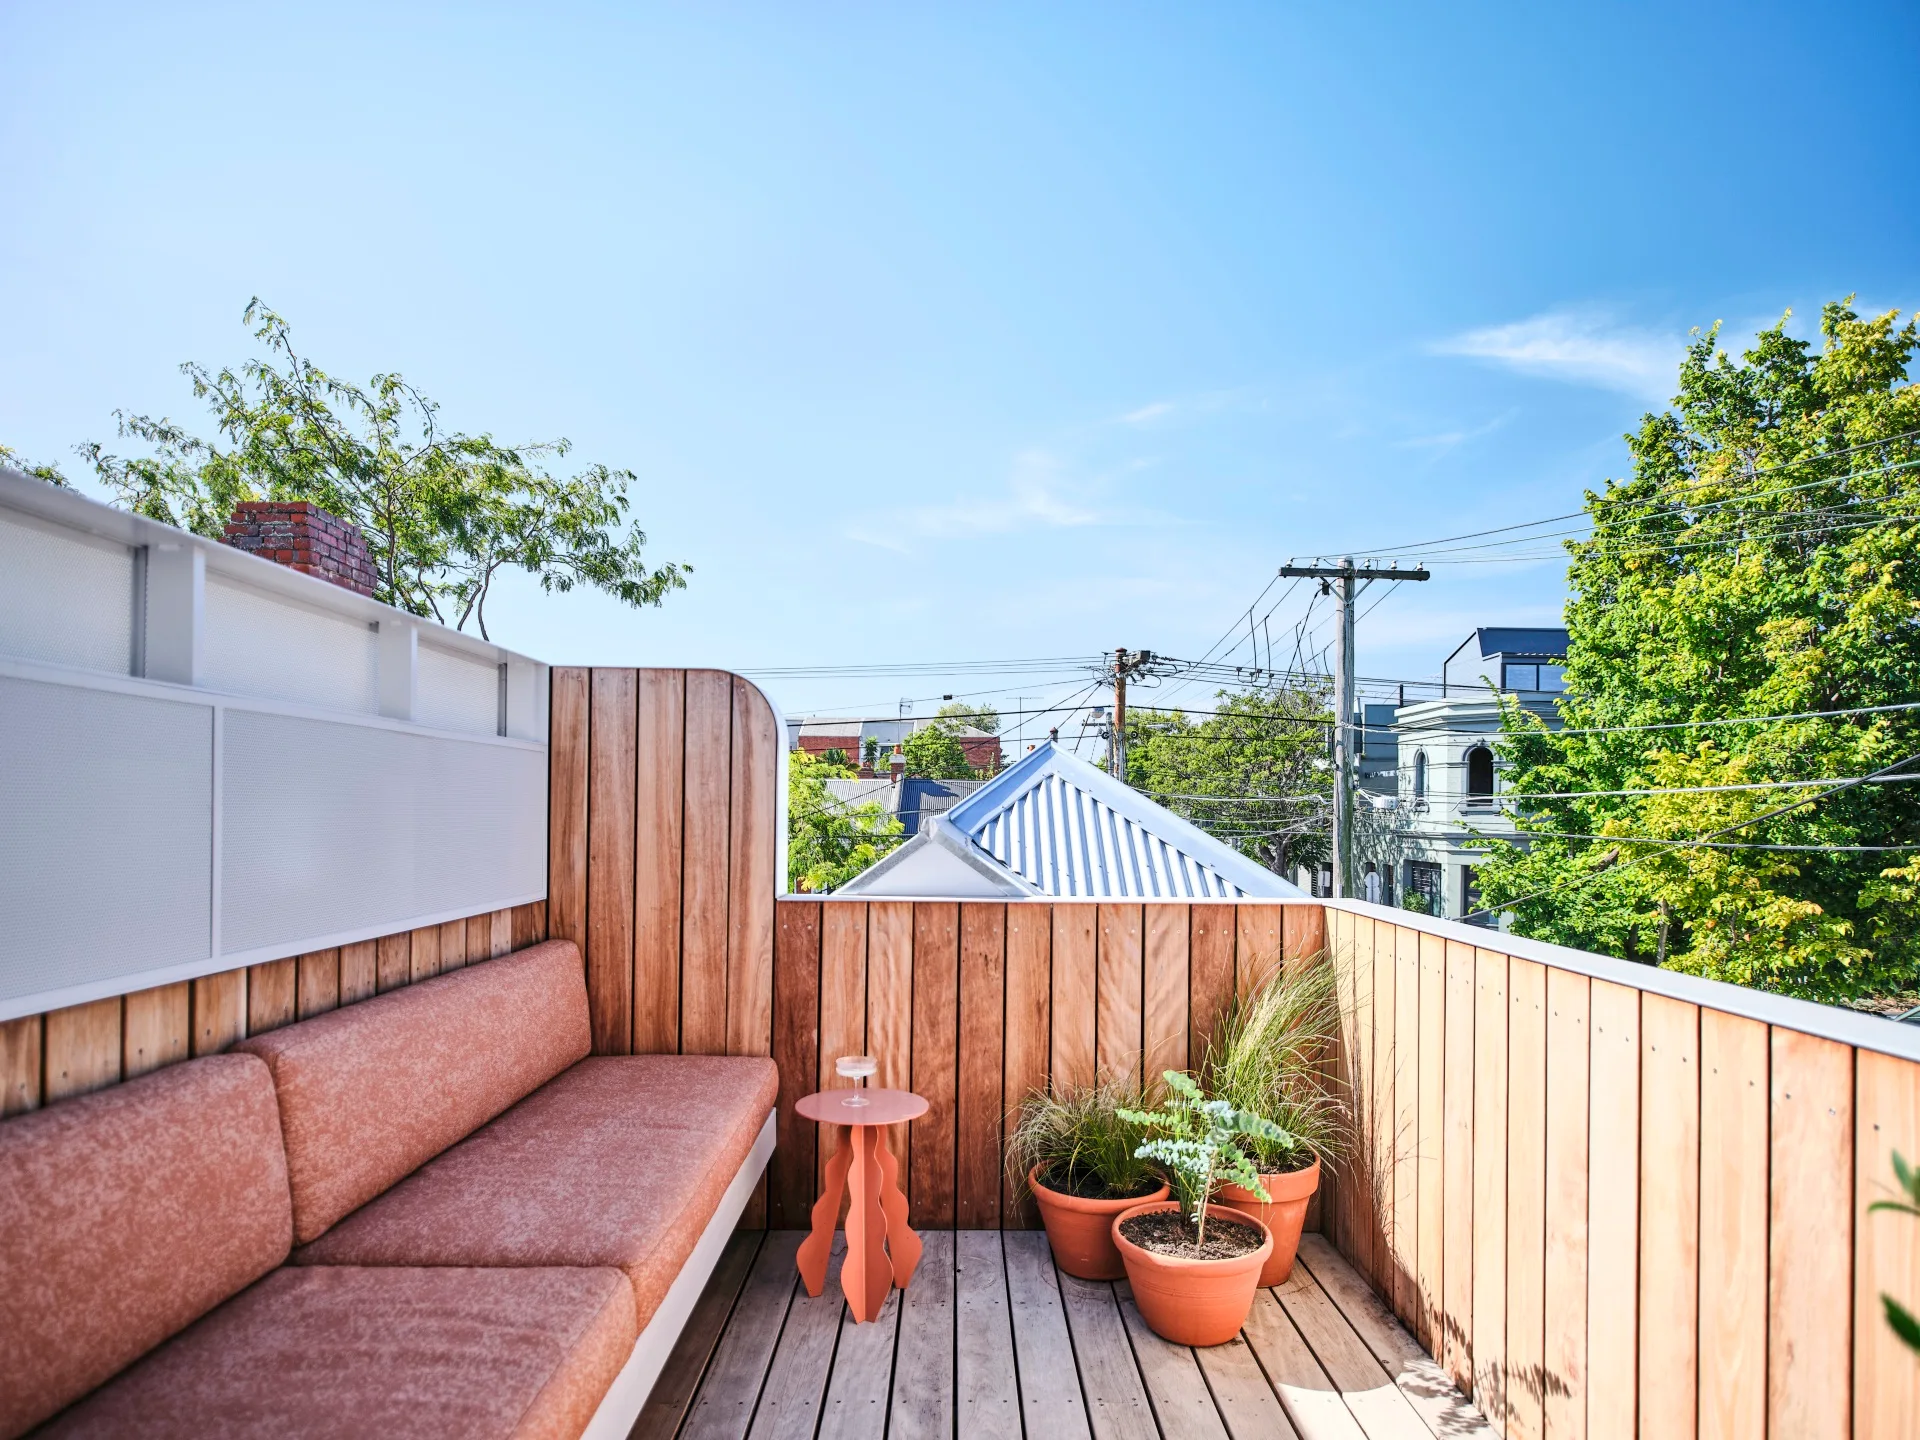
top-left (836, 1054), bottom-right (878, 1105)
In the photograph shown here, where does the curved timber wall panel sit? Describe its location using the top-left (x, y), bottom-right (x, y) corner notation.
top-left (546, 666), bottom-right (781, 1058)
top-left (545, 667), bottom-right (782, 1219)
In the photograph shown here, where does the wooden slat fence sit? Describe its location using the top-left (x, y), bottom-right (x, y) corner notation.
top-left (0, 902), bottom-right (544, 1117)
top-left (1321, 903), bottom-right (1920, 1440)
top-left (765, 898), bottom-right (1327, 1230)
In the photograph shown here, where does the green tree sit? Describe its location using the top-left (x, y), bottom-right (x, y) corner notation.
top-left (52, 301), bottom-right (686, 638)
top-left (903, 721), bottom-right (975, 779)
top-left (936, 701), bottom-right (1000, 735)
top-left (1475, 300), bottom-right (1920, 1002)
top-left (1126, 686), bottom-right (1333, 879)
top-left (0, 444), bottom-right (71, 486)
top-left (787, 749), bottom-right (901, 892)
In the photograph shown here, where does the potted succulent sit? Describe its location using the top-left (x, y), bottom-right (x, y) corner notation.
top-left (1007, 1077), bottom-right (1169, 1280)
top-left (1202, 960), bottom-right (1346, 1287)
top-left (1113, 1071), bottom-right (1287, 1346)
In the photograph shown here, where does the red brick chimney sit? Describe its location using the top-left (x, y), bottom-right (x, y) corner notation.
top-left (221, 501), bottom-right (378, 597)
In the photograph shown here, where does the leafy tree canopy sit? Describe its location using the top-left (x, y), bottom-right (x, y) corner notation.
top-left (903, 721), bottom-right (975, 779)
top-left (1475, 300), bottom-right (1920, 1003)
top-left (26, 301), bottom-right (686, 638)
top-left (787, 749), bottom-right (901, 892)
top-left (935, 701), bottom-right (1000, 734)
top-left (1126, 686), bottom-right (1333, 880)
top-left (0, 444), bottom-right (70, 486)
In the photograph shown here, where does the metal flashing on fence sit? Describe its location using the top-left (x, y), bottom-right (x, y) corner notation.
top-left (1324, 895), bottom-right (1920, 1064)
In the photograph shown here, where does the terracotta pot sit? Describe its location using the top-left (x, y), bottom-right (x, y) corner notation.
top-left (1029, 1165), bottom-right (1170, 1281)
top-left (1220, 1156), bottom-right (1321, 1286)
top-left (1112, 1202), bottom-right (1273, 1347)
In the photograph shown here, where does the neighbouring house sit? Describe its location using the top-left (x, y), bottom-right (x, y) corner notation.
top-left (836, 739), bottom-right (1304, 899)
top-left (788, 714), bottom-right (1002, 775)
top-left (823, 773), bottom-right (989, 839)
top-left (1363, 626), bottom-right (1569, 925)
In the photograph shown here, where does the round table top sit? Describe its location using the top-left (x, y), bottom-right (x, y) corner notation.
top-left (795, 1088), bottom-right (928, 1125)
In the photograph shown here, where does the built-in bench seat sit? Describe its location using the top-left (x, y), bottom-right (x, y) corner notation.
top-left (0, 940), bottom-right (776, 1440)
top-left (40, 1265), bottom-right (638, 1440)
top-left (296, 1056), bottom-right (775, 1328)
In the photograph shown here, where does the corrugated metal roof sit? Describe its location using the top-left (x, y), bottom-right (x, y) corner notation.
top-left (939, 741), bottom-right (1300, 899)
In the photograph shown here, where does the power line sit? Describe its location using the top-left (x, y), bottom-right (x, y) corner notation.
top-left (1138, 789), bottom-right (1329, 804)
top-left (1459, 750), bottom-right (1920, 922)
top-left (1530, 697), bottom-right (1920, 738)
top-left (741, 655), bottom-right (1104, 678)
top-left (1498, 831), bottom-right (1919, 854)
top-left (1348, 432), bottom-right (1920, 561)
top-left (1417, 511), bottom-right (1919, 565)
top-left (1368, 455), bottom-right (1920, 561)
top-left (1493, 773), bottom-right (1920, 801)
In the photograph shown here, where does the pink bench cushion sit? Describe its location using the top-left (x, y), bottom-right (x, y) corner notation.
top-left (297, 1055), bottom-right (777, 1328)
top-left (35, 1265), bottom-right (636, 1440)
top-left (0, 1055), bottom-right (291, 1440)
top-left (237, 940), bottom-right (591, 1244)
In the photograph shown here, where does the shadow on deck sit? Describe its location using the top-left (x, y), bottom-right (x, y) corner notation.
top-left (635, 1229), bottom-right (1493, 1440)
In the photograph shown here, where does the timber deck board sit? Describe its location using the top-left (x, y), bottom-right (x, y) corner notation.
top-left (646, 1230), bottom-right (1492, 1440)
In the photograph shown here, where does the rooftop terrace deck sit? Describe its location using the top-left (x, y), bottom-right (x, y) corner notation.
top-left (637, 1229), bottom-right (1492, 1440)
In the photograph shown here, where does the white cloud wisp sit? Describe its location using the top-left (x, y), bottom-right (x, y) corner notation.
top-left (1433, 309), bottom-right (1682, 402)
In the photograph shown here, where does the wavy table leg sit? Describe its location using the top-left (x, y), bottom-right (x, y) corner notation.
top-left (843, 1126), bottom-right (893, 1323)
top-left (797, 1132), bottom-right (851, 1298)
top-left (874, 1127), bottom-right (921, 1287)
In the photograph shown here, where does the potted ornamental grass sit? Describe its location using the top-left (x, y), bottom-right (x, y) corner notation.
top-left (1007, 1076), bottom-right (1169, 1280)
top-left (1113, 1071), bottom-right (1287, 1346)
top-left (1201, 960), bottom-right (1346, 1286)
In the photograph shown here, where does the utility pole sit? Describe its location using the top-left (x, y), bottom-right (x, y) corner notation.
top-left (1277, 559), bottom-right (1430, 898)
top-left (1102, 648), bottom-right (1162, 778)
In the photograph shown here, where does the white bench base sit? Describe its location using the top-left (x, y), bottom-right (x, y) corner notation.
top-left (579, 1109), bottom-right (776, 1440)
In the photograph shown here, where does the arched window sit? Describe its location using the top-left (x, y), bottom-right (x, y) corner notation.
top-left (1413, 750), bottom-right (1428, 801)
top-left (1465, 746), bottom-right (1494, 804)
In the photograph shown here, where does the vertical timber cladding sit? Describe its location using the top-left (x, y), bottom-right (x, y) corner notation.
top-left (1, 903), bottom-right (538, 1119)
top-left (547, 667), bottom-right (780, 1221)
top-left (1322, 904), bottom-right (1920, 1440)
top-left (765, 899), bottom-right (1325, 1229)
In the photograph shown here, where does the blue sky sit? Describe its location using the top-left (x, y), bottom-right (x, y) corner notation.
top-left (3, 3), bottom-right (1915, 731)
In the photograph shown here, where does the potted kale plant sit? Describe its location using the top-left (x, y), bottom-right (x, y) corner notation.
top-left (1202, 960), bottom-right (1345, 1286)
top-left (1006, 1077), bottom-right (1169, 1280)
top-left (1113, 1071), bottom-right (1286, 1346)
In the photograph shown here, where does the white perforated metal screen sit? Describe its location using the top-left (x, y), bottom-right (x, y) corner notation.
top-left (203, 575), bottom-right (380, 713)
top-left (415, 642), bottom-right (501, 735)
top-left (219, 711), bottom-right (545, 953)
top-left (0, 511), bottom-right (135, 674)
top-left (0, 676), bottom-right (212, 1007)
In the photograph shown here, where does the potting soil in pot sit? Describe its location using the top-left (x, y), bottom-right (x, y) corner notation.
top-left (1040, 1167), bottom-right (1161, 1201)
top-left (1117, 1211), bottom-right (1265, 1260)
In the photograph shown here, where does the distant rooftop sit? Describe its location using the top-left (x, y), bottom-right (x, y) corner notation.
top-left (836, 740), bottom-right (1302, 899)
top-left (1443, 626), bottom-right (1570, 696)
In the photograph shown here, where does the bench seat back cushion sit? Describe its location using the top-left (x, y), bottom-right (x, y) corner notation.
top-left (237, 939), bottom-right (591, 1244)
top-left (0, 1054), bottom-right (292, 1440)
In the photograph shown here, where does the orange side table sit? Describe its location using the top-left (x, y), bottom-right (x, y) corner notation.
top-left (794, 1088), bottom-right (928, 1322)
